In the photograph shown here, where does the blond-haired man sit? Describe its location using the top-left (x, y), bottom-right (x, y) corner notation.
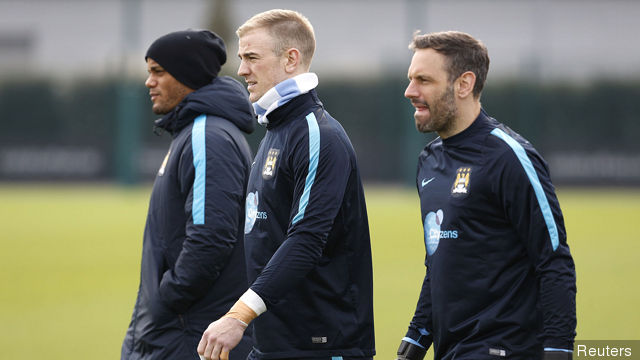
top-left (198, 9), bottom-right (375, 360)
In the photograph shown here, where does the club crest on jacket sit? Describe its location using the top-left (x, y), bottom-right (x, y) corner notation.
top-left (262, 148), bottom-right (280, 180)
top-left (451, 167), bottom-right (471, 196)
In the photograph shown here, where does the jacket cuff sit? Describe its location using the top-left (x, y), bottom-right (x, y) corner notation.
top-left (240, 288), bottom-right (267, 316)
top-left (405, 326), bottom-right (432, 349)
top-left (543, 348), bottom-right (573, 360)
top-left (543, 339), bottom-right (574, 352)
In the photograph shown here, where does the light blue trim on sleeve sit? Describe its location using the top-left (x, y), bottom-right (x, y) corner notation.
top-left (544, 347), bottom-right (573, 353)
top-left (191, 114), bottom-right (207, 225)
top-left (490, 128), bottom-right (559, 251)
top-left (402, 337), bottom-right (426, 349)
top-left (331, 357), bottom-right (343, 360)
top-left (292, 112), bottom-right (320, 224)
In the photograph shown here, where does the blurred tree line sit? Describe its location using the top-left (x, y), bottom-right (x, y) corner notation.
top-left (1, 77), bottom-right (639, 185)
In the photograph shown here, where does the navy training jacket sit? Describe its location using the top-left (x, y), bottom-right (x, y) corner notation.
top-left (404, 109), bottom-right (576, 359)
top-left (122, 76), bottom-right (255, 360)
top-left (243, 90), bottom-right (375, 359)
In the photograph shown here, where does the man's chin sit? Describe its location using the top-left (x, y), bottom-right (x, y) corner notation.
top-left (415, 120), bottom-right (436, 134)
top-left (249, 94), bottom-right (261, 103)
top-left (152, 106), bottom-right (169, 115)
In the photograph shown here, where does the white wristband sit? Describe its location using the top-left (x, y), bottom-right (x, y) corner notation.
top-left (239, 288), bottom-right (267, 316)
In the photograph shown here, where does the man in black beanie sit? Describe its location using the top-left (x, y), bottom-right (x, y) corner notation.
top-left (121, 29), bottom-right (255, 360)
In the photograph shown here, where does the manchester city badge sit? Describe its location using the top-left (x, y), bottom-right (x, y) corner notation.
top-left (262, 148), bottom-right (280, 180)
top-left (451, 167), bottom-right (471, 196)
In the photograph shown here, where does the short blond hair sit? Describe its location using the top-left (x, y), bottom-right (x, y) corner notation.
top-left (237, 9), bottom-right (316, 68)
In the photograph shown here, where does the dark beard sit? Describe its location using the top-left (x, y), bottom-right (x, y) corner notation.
top-left (417, 84), bottom-right (457, 134)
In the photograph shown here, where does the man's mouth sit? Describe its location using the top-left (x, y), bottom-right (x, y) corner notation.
top-left (412, 101), bottom-right (429, 112)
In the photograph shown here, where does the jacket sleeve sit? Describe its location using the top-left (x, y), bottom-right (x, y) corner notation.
top-left (494, 136), bottom-right (576, 352)
top-left (404, 267), bottom-right (434, 350)
top-left (249, 112), bottom-right (352, 305)
top-left (158, 118), bottom-right (249, 314)
top-left (402, 176), bottom-right (434, 351)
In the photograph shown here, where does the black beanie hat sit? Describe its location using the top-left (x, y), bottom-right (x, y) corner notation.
top-left (145, 30), bottom-right (227, 90)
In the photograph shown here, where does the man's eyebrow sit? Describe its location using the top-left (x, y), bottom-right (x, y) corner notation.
top-left (409, 72), bottom-right (433, 81)
top-left (239, 51), bottom-right (259, 58)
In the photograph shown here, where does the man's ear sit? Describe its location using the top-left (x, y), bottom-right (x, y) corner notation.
top-left (456, 71), bottom-right (476, 99)
top-left (284, 48), bottom-right (301, 74)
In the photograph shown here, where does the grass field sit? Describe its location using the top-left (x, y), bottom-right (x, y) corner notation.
top-left (0, 184), bottom-right (639, 359)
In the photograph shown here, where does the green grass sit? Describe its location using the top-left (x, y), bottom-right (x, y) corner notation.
top-left (0, 184), bottom-right (638, 359)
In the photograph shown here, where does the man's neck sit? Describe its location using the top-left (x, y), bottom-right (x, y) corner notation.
top-left (439, 100), bottom-right (481, 139)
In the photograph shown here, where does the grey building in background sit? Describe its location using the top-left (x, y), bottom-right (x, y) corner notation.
top-left (2, 0), bottom-right (640, 81)
top-left (1, 0), bottom-right (639, 184)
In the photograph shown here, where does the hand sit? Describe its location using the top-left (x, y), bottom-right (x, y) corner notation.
top-left (197, 317), bottom-right (247, 360)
